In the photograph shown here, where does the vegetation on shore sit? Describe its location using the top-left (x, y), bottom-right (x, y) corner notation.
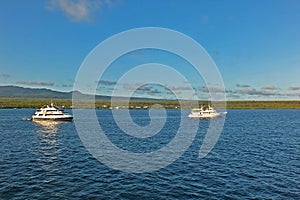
top-left (0, 98), bottom-right (300, 109)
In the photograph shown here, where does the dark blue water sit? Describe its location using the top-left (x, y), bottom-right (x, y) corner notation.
top-left (0, 109), bottom-right (299, 199)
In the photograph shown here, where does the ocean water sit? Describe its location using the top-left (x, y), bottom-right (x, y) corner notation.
top-left (0, 109), bottom-right (299, 199)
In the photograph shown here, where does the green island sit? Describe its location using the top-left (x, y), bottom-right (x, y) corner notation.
top-left (0, 98), bottom-right (299, 109)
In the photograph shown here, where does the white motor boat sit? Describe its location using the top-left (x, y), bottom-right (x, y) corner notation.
top-left (188, 105), bottom-right (226, 118)
top-left (32, 103), bottom-right (73, 121)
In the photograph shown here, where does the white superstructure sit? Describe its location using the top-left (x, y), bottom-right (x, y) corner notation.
top-left (188, 105), bottom-right (226, 118)
top-left (32, 103), bottom-right (73, 121)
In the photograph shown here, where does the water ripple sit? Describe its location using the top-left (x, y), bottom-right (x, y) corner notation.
top-left (0, 109), bottom-right (299, 199)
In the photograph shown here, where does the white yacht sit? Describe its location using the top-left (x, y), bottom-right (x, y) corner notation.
top-left (188, 105), bottom-right (226, 118)
top-left (32, 103), bottom-right (73, 121)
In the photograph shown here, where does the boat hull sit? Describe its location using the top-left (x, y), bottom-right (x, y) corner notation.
top-left (32, 116), bottom-right (73, 121)
top-left (188, 113), bottom-right (221, 118)
top-left (188, 112), bottom-right (227, 119)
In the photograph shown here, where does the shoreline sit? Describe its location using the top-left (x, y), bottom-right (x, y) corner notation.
top-left (0, 98), bottom-right (300, 109)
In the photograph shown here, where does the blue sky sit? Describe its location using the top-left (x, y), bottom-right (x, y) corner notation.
top-left (1, 0), bottom-right (300, 100)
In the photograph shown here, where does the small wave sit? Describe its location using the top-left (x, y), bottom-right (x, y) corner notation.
top-left (22, 117), bottom-right (32, 121)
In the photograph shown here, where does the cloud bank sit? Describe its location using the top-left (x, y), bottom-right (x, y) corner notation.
top-left (237, 88), bottom-right (278, 96)
top-left (261, 85), bottom-right (278, 90)
top-left (17, 81), bottom-right (55, 86)
top-left (93, 80), bottom-right (300, 100)
top-left (288, 86), bottom-right (300, 91)
top-left (236, 84), bottom-right (250, 88)
top-left (46, 0), bottom-right (114, 22)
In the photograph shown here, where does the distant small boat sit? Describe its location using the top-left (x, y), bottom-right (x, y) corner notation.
top-left (188, 105), bottom-right (227, 119)
top-left (32, 103), bottom-right (73, 121)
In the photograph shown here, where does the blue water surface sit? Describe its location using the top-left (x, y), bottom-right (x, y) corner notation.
top-left (0, 109), bottom-right (299, 199)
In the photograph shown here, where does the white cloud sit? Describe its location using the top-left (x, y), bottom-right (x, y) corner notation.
top-left (237, 88), bottom-right (279, 96)
top-left (97, 80), bottom-right (117, 86)
top-left (200, 86), bottom-right (227, 93)
top-left (285, 93), bottom-right (300, 97)
top-left (46, 0), bottom-right (114, 22)
top-left (236, 84), bottom-right (251, 88)
top-left (61, 83), bottom-right (73, 87)
top-left (261, 85), bottom-right (278, 90)
top-left (288, 86), bottom-right (300, 91)
top-left (16, 81), bottom-right (54, 86)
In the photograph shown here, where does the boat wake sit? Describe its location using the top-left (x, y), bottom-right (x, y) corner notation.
top-left (22, 117), bottom-right (32, 121)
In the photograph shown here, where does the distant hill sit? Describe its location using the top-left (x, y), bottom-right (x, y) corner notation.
top-left (0, 85), bottom-right (112, 99)
top-left (0, 85), bottom-right (68, 98)
top-left (0, 85), bottom-right (152, 100)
